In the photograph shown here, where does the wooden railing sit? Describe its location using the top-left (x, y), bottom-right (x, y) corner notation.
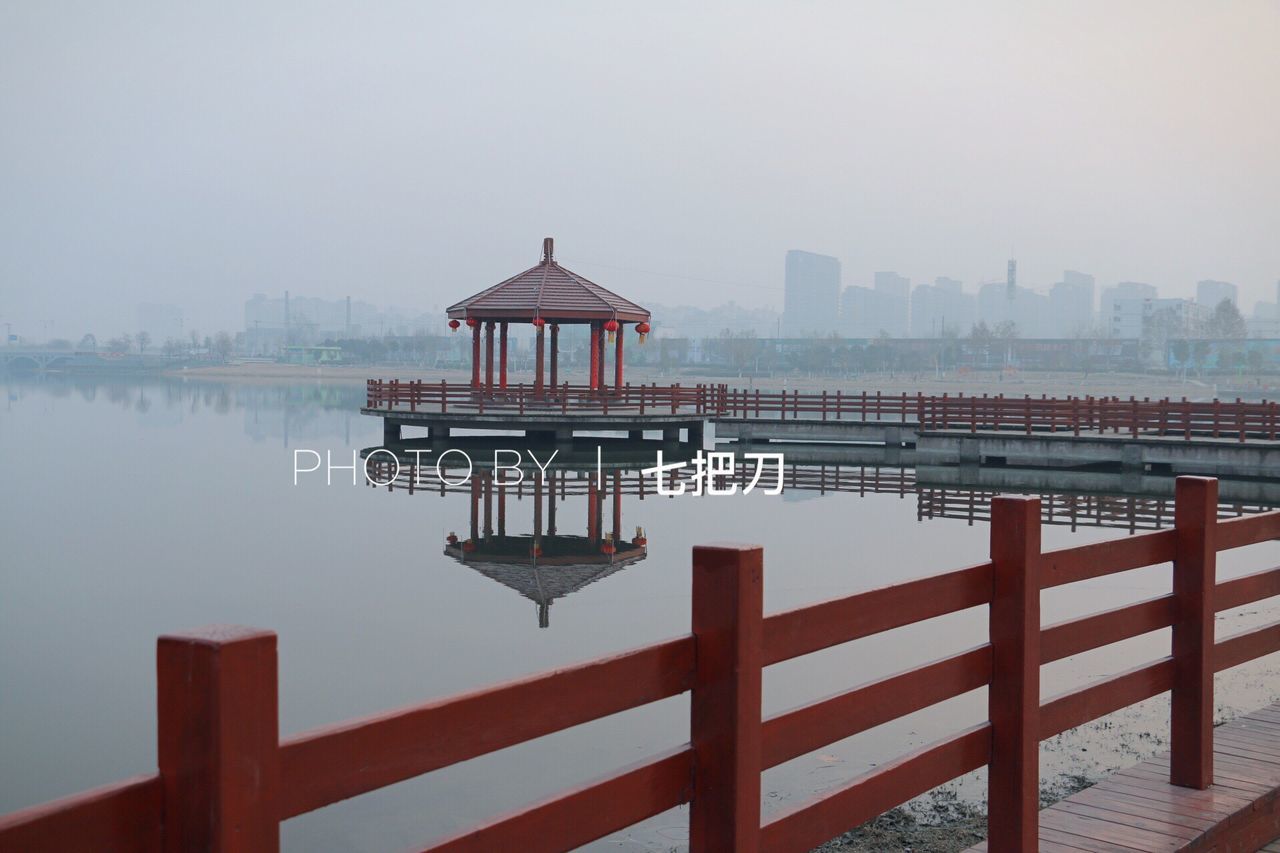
top-left (4, 477), bottom-right (1280, 852)
top-left (366, 380), bottom-right (1280, 441)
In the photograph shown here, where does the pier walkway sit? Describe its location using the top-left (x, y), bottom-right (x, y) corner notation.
top-left (366, 380), bottom-right (1280, 475)
top-left (971, 701), bottom-right (1280, 851)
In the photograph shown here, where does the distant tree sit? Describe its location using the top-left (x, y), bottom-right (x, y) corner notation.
top-left (969, 321), bottom-right (993, 341)
top-left (106, 334), bottom-right (132, 353)
top-left (136, 330), bottom-right (151, 354)
top-left (1204, 299), bottom-right (1246, 339)
top-left (711, 329), bottom-right (761, 376)
top-left (992, 320), bottom-right (1019, 340)
top-left (162, 338), bottom-right (183, 357)
top-left (1171, 338), bottom-right (1191, 377)
top-left (658, 337), bottom-right (689, 370)
top-left (1192, 340), bottom-right (1212, 377)
top-left (213, 331), bottom-right (234, 362)
top-left (78, 333), bottom-right (97, 350)
top-left (1247, 347), bottom-right (1265, 377)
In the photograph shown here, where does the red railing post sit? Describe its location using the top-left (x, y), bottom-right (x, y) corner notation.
top-left (157, 626), bottom-right (280, 853)
top-left (690, 544), bottom-right (763, 853)
top-left (988, 497), bottom-right (1041, 852)
top-left (1171, 475), bottom-right (1217, 789)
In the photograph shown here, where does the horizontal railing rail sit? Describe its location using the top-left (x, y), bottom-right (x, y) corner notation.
top-left (3, 476), bottom-right (1280, 852)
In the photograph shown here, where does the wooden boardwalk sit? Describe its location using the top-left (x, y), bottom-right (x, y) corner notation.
top-left (971, 702), bottom-right (1280, 851)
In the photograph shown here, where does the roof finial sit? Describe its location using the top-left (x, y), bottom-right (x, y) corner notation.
top-left (542, 237), bottom-right (554, 263)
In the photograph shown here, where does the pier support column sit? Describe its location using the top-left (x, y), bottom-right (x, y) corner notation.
top-left (688, 421), bottom-right (705, 447)
top-left (628, 429), bottom-right (644, 440)
top-left (383, 419), bottom-right (401, 445)
top-left (662, 427), bottom-right (680, 443)
top-left (484, 321), bottom-right (495, 393)
top-left (499, 322), bottom-right (508, 390)
top-left (1122, 443), bottom-right (1144, 472)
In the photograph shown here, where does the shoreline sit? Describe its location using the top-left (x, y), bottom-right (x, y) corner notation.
top-left (145, 362), bottom-right (1267, 399)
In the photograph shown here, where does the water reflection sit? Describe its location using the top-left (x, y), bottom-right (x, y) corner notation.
top-left (3, 373), bottom-right (366, 443)
top-left (362, 439), bottom-right (1280, 627)
top-left (441, 471), bottom-right (648, 627)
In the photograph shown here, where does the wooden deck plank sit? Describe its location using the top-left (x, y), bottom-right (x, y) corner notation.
top-left (1038, 824), bottom-right (1146, 852)
top-left (1040, 807), bottom-right (1185, 850)
top-left (965, 700), bottom-right (1280, 851)
top-left (1049, 800), bottom-right (1201, 840)
top-left (1063, 789), bottom-right (1218, 831)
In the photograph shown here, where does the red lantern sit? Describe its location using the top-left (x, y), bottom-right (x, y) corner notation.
top-left (601, 542), bottom-right (616, 556)
top-left (462, 539), bottom-right (476, 552)
top-left (465, 317), bottom-right (478, 328)
top-left (447, 532), bottom-right (458, 545)
top-left (604, 319), bottom-right (619, 343)
top-left (448, 319), bottom-right (460, 333)
top-left (636, 321), bottom-right (650, 344)
top-left (532, 317), bottom-right (546, 329)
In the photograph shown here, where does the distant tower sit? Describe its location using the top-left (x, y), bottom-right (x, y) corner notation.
top-left (1006, 259), bottom-right (1017, 301)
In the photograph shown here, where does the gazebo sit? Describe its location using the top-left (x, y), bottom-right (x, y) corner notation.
top-left (446, 238), bottom-right (652, 396)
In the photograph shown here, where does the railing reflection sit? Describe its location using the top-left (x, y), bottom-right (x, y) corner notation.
top-left (361, 444), bottom-right (1280, 626)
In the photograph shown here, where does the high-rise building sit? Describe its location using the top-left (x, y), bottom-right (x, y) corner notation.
top-left (1049, 271), bottom-right (1095, 337)
top-left (1101, 282), bottom-right (1157, 337)
top-left (1196, 279), bottom-right (1237, 309)
top-left (872, 271), bottom-right (910, 337)
top-left (783, 250), bottom-right (841, 336)
top-left (840, 286), bottom-right (894, 339)
top-left (910, 279), bottom-right (974, 337)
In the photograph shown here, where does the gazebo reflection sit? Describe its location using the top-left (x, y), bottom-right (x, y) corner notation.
top-left (445, 468), bottom-right (648, 628)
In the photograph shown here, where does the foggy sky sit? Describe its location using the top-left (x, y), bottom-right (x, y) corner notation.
top-left (2, 1), bottom-right (1278, 338)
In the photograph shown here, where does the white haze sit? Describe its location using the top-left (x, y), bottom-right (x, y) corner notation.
top-left (1, 1), bottom-right (1278, 337)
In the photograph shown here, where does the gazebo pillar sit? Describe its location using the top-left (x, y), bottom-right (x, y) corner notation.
top-left (497, 479), bottom-right (506, 537)
top-left (615, 322), bottom-right (624, 392)
top-left (612, 471), bottom-right (622, 542)
top-left (498, 322), bottom-right (508, 390)
top-left (482, 471), bottom-right (493, 538)
top-left (470, 323), bottom-right (481, 389)
top-left (549, 324), bottom-right (559, 390)
top-left (588, 323), bottom-right (600, 391)
top-left (484, 321), bottom-right (495, 393)
top-left (547, 471), bottom-right (557, 535)
top-left (587, 481), bottom-right (599, 546)
top-left (533, 475), bottom-right (543, 538)
top-left (469, 475), bottom-right (480, 541)
top-left (597, 325), bottom-right (608, 393)
top-left (534, 323), bottom-right (546, 396)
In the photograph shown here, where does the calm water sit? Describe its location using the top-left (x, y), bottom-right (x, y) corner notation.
top-left (2, 374), bottom-right (1279, 851)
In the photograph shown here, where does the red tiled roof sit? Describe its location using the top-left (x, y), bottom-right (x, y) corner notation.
top-left (446, 238), bottom-right (650, 323)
